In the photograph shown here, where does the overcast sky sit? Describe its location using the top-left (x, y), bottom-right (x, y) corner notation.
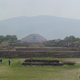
top-left (0, 0), bottom-right (80, 20)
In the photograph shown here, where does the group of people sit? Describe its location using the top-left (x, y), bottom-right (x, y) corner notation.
top-left (0, 58), bottom-right (11, 65)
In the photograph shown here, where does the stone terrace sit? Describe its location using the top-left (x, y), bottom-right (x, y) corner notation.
top-left (0, 47), bottom-right (80, 58)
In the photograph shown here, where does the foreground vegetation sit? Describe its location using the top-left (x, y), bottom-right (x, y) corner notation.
top-left (0, 58), bottom-right (80, 80)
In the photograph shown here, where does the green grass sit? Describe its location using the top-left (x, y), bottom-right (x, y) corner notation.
top-left (0, 58), bottom-right (80, 80)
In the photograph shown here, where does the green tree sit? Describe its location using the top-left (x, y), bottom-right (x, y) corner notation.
top-left (64, 35), bottom-right (80, 42)
top-left (0, 35), bottom-right (5, 43)
top-left (10, 35), bottom-right (17, 41)
top-left (5, 35), bottom-right (17, 41)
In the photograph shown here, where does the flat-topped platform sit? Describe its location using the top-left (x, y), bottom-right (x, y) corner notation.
top-left (22, 59), bottom-right (63, 66)
top-left (22, 59), bottom-right (76, 66)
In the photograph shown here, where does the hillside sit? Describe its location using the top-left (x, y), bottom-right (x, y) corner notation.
top-left (0, 15), bottom-right (80, 40)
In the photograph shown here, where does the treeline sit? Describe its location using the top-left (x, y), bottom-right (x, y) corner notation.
top-left (43, 35), bottom-right (80, 47)
top-left (0, 35), bottom-right (17, 42)
top-left (64, 35), bottom-right (80, 42)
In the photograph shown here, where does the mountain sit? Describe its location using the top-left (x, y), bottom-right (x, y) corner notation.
top-left (0, 15), bottom-right (80, 40)
top-left (21, 34), bottom-right (47, 42)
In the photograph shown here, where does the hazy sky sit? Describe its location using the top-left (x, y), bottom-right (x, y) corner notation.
top-left (0, 0), bottom-right (80, 20)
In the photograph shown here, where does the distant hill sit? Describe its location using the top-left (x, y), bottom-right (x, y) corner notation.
top-left (0, 15), bottom-right (80, 40)
top-left (21, 34), bottom-right (47, 42)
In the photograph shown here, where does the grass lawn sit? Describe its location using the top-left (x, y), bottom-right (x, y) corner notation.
top-left (0, 58), bottom-right (80, 80)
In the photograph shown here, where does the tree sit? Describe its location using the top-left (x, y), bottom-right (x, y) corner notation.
top-left (5, 35), bottom-right (17, 41)
top-left (10, 35), bottom-right (17, 41)
top-left (64, 35), bottom-right (80, 42)
top-left (0, 35), bottom-right (5, 43)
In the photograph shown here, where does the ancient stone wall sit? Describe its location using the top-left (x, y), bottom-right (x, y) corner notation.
top-left (22, 59), bottom-right (63, 66)
top-left (16, 47), bottom-right (80, 51)
top-left (0, 51), bottom-right (80, 58)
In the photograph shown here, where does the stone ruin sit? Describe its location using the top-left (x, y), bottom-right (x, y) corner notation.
top-left (22, 59), bottom-right (63, 66)
top-left (22, 59), bottom-right (76, 66)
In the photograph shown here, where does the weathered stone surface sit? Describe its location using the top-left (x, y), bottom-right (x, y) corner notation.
top-left (0, 48), bottom-right (80, 58)
top-left (22, 59), bottom-right (63, 66)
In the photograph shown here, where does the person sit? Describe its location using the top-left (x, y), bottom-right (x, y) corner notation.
top-left (0, 60), bottom-right (2, 65)
top-left (8, 58), bottom-right (11, 65)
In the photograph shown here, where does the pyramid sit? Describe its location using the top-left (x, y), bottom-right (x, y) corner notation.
top-left (21, 34), bottom-right (47, 42)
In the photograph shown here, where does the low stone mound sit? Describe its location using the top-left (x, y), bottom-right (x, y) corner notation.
top-left (22, 59), bottom-right (63, 66)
